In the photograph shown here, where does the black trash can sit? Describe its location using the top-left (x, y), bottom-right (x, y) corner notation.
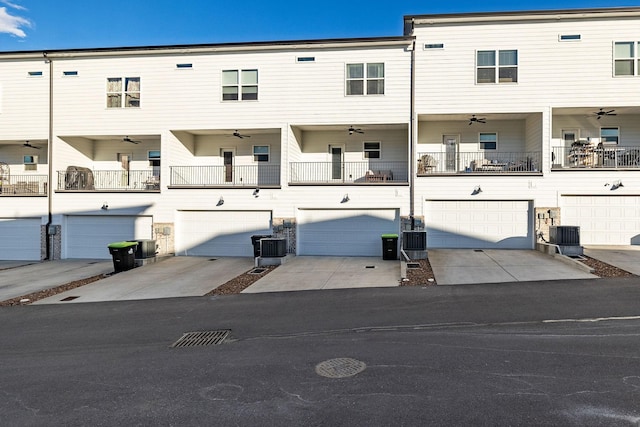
top-left (107, 241), bottom-right (138, 272)
top-left (251, 235), bottom-right (272, 257)
top-left (381, 234), bottom-right (398, 260)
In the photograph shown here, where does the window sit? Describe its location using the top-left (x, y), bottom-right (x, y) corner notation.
top-left (28, 71), bottom-right (43, 77)
top-left (297, 57), bottom-right (315, 62)
top-left (476, 50), bottom-right (518, 83)
top-left (363, 142), bottom-right (381, 159)
top-left (24, 155), bottom-right (38, 171)
top-left (253, 145), bottom-right (269, 162)
top-left (222, 69), bottom-right (258, 101)
top-left (346, 63), bottom-right (384, 95)
top-left (176, 63), bottom-right (193, 69)
top-left (614, 42), bottom-right (638, 76)
top-left (479, 132), bottom-right (497, 150)
top-left (559, 34), bottom-right (581, 41)
top-left (107, 77), bottom-right (140, 108)
top-left (424, 43), bottom-right (445, 49)
top-left (601, 127), bottom-right (619, 145)
top-left (63, 71), bottom-right (78, 76)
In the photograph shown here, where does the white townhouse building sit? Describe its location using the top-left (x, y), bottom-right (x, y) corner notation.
top-left (0, 7), bottom-right (639, 261)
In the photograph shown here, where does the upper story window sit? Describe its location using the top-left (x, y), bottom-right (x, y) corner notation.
top-left (476, 50), bottom-right (518, 84)
top-left (253, 145), bottom-right (270, 162)
top-left (363, 142), bottom-right (381, 159)
top-left (600, 127), bottom-right (619, 145)
top-left (479, 132), bottom-right (497, 150)
top-left (222, 69), bottom-right (258, 101)
top-left (614, 42), bottom-right (639, 76)
top-left (107, 77), bottom-right (140, 108)
top-left (346, 63), bottom-right (384, 95)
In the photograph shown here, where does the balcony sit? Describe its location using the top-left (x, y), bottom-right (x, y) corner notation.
top-left (417, 152), bottom-right (542, 175)
top-left (0, 175), bottom-right (48, 196)
top-left (289, 161), bottom-right (408, 184)
top-left (169, 165), bottom-right (281, 188)
top-left (57, 169), bottom-right (160, 191)
top-left (552, 145), bottom-right (640, 170)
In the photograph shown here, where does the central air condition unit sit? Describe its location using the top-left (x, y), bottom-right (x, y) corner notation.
top-left (549, 226), bottom-right (580, 245)
top-left (127, 239), bottom-right (157, 259)
top-left (260, 238), bottom-right (286, 257)
top-left (402, 231), bottom-right (427, 251)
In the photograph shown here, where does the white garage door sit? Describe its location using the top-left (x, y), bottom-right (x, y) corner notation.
top-left (65, 215), bottom-right (153, 259)
top-left (176, 211), bottom-right (272, 257)
top-left (0, 218), bottom-right (41, 260)
top-left (425, 200), bottom-right (532, 249)
top-left (562, 196), bottom-right (640, 245)
top-left (297, 209), bottom-right (400, 256)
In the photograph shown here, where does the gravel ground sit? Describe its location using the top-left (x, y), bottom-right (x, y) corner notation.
top-left (0, 254), bottom-right (635, 305)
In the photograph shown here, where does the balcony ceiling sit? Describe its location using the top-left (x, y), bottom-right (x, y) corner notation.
top-left (293, 123), bottom-right (408, 132)
top-left (178, 128), bottom-right (281, 136)
top-left (0, 138), bottom-right (48, 147)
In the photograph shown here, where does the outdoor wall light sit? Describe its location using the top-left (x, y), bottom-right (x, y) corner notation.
top-left (101, 202), bottom-right (109, 210)
top-left (217, 196), bottom-right (224, 206)
top-left (471, 186), bottom-right (482, 195)
top-left (341, 193), bottom-right (350, 203)
top-left (253, 188), bottom-right (260, 197)
top-left (608, 180), bottom-right (624, 190)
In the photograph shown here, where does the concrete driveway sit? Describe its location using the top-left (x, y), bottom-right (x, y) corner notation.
top-left (428, 249), bottom-right (598, 285)
top-left (243, 256), bottom-right (400, 293)
top-left (584, 245), bottom-right (640, 275)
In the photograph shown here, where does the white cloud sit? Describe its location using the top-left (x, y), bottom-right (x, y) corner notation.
top-left (1, 1), bottom-right (27, 11)
top-left (0, 5), bottom-right (30, 38)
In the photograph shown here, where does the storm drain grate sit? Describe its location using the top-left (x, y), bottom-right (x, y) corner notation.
top-left (209, 258), bottom-right (218, 261)
top-left (474, 249), bottom-right (484, 252)
top-left (249, 268), bottom-right (266, 274)
top-left (170, 330), bottom-right (230, 348)
top-left (315, 358), bottom-right (367, 379)
top-left (407, 263), bottom-right (420, 269)
top-left (60, 296), bottom-right (79, 301)
top-left (365, 265), bottom-right (376, 269)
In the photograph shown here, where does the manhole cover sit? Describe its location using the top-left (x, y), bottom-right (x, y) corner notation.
top-left (315, 358), bottom-right (367, 378)
top-left (170, 330), bottom-right (230, 348)
top-left (249, 268), bottom-right (266, 274)
top-left (407, 263), bottom-right (420, 269)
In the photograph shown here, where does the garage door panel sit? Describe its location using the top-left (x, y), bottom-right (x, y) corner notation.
top-left (176, 211), bottom-right (272, 257)
top-left (426, 201), bottom-right (532, 249)
top-left (298, 209), bottom-right (399, 256)
top-left (0, 218), bottom-right (41, 260)
top-left (563, 196), bottom-right (640, 245)
top-left (66, 216), bottom-right (152, 259)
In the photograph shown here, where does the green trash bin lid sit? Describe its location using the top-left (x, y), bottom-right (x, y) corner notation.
top-left (107, 241), bottom-right (139, 249)
top-left (381, 234), bottom-right (399, 238)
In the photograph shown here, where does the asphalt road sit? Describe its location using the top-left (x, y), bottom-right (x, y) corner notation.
top-left (2, 277), bottom-right (640, 426)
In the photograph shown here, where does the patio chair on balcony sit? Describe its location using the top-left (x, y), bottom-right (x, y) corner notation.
top-left (365, 169), bottom-right (394, 182)
top-left (418, 155), bottom-right (437, 174)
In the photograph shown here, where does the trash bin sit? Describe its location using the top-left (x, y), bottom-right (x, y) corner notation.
top-left (107, 241), bottom-right (138, 272)
top-left (381, 234), bottom-right (398, 260)
top-left (251, 235), bottom-right (272, 257)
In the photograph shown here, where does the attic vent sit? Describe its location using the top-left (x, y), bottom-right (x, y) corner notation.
top-left (63, 71), bottom-right (78, 76)
top-left (176, 63), bottom-right (193, 69)
top-left (28, 71), bottom-right (43, 76)
top-left (424, 43), bottom-right (444, 49)
top-left (297, 56), bottom-right (315, 62)
top-left (559, 34), bottom-right (581, 41)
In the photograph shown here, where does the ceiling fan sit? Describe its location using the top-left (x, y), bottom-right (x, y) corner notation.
top-left (594, 108), bottom-right (616, 119)
top-left (348, 126), bottom-right (364, 135)
top-left (231, 130), bottom-right (251, 139)
top-left (122, 136), bottom-right (141, 144)
top-left (468, 115), bottom-right (486, 125)
top-left (23, 141), bottom-right (41, 149)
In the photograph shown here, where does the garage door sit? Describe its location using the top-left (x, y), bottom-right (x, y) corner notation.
top-left (425, 200), bottom-right (532, 249)
top-left (562, 196), bottom-right (640, 245)
top-left (176, 211), bottom-right (272, 257)
top-left (65, 215), bottom-right (153, 259)
top-left (297, 209), bottom-right (400, 256)
top-left (0, 218), bottom-right (41, 260)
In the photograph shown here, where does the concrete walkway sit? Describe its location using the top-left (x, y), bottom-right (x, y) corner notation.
top-left (0, 260), bottom-right (113, 302)
top-left (584, 246), bottom-right (640, 275)
top-left (428, 249), bottom-right (597, 285)
top-left (243, 256), bottom-right (400, 293)
top-left (33, 257), bottom-right (254, 304)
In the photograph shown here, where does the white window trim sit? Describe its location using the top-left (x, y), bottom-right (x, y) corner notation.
top-left (479, 132), bottom-right (498, 150)
top-left (345, 62), bottom-right (385, 96)
top-left (600, 127), bottom-right (620, 145)
top-left (476, 49), bottom-right (518, 84)
top-left (221, 69), bottom-right (259, 102)
top-left (363, 141), bottom-right (381, 159)
top-left (106, 77), bottom-right (141, 108)
top-left (613, 41), bottom-right (638, 77)
top-left (252, 145), bottom-right (270, 162)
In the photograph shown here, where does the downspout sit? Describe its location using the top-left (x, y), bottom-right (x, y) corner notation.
top-left (45, 52), bottom-right (53, 260)
top-left (409, 30), bottom-right (416, 230)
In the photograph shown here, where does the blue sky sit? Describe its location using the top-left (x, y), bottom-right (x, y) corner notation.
top-left (0, 0), bottom-right (639, 52)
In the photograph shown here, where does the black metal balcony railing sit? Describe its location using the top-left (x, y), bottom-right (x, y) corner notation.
top-left (552, 145), bottom-right (640, 169)
top-left (0, 175), bottom-right (48, 196)
top-left (170, 165), bottom-right (280, 187)
top-left (417, 151), bottom-right (542, 175)
top-left (289, 161), bottom-right (408, 184)
top-left (57, 170), bottom-right (160, 191)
